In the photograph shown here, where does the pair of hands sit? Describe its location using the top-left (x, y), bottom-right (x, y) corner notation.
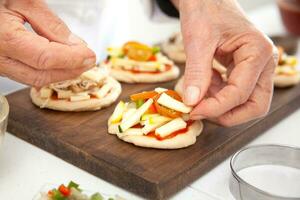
top-left (0, 0), bottom-right (278, 127)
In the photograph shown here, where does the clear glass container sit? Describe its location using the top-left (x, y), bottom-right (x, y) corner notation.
top-left (230, 144), bottom-right (300, 200)
top-left (0, 95), bottom-right (9, 145)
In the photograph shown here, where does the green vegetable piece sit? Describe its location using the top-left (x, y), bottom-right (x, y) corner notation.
top-left (90, 192), bottom-right (104, 200)
top-left (106, 55), bottom-right (111, 61)
top-left (118, 54), bottom-right (125, 58)
top-left (108, 198), bottom-right (115, 200)
top-left (118, 125), bottom-right (123, 133)
top-left (135, 99), bottom-right (145, 108)
top-left (67, 181), bottom-right (81, 191)
top-left (52, 189), bottom-right (67, 200)
top-left (152, 46), bottom-right (160, 54)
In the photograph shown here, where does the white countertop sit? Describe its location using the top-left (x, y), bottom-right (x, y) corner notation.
top-left (1, 3), bottom-right (300, 200)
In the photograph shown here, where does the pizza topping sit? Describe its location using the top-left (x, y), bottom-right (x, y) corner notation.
top-left (154, 87), bottom-right (168, 93)
top-left (276, 46), bottom-right (298, 76)
top-left (123, 41), bottom-right (153, 61)
top-left (40, 87), bottom-right (53, 99)
top-left (130, 91), bottom-right (158, 101)
top-left (120, 128), bottom-right (144, 136)
top-left (109, 88), bottom-right (195, 140)
top-left (119, 98), bottom-right (153, 132)
top-left (142, 115), bottom-right (171, 135)
top-left (155, 118), bottom-right (187, 138)
top-left (70, 93), bottom-right (90, 102)
top-left (153, 91), bottom-right (182, 118)
top-left (44, 181), bottom-right (120, 200)
top-left (109, 101), bottom-right (126, 124)
top-left (157, 93), bottom-right (192, 113)
top-left (103, 41), bottom-right (174, 74)
top-left (39, 67), bottom-right (114, 101)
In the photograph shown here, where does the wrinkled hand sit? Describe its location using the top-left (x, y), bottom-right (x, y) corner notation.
top-left (172, 0), bottom-right (278, 126)
top-left (0, 0), bottom-right (96, 87)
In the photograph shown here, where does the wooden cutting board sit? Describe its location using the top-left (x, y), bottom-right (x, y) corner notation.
top-left (6, 79), bottom-right (300, 200)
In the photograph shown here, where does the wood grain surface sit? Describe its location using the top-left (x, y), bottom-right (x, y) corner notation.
top-left (6, 76), bottom-right (300, 200)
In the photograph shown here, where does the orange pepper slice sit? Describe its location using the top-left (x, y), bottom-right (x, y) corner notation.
top-left (153, 90), bottom-right (182, 118)
top-left (130, 91), bottom-right (158, 101)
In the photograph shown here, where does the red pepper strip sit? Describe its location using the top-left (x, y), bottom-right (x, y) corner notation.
top-left (58, 184), bottom-right (71, 197)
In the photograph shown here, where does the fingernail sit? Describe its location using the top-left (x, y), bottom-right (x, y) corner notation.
top-left (184, 86), bottom-right (200, 106)
top-left (68, 33), bottom-right (86, 45)
top-left (83, 58), bottom-right (95, 68)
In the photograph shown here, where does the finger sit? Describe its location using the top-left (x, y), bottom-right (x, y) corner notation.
top-left (0, 56), bottom-right (89, 87)
top-left (180, 7), bottom-right (218, 106)
top-left (190, 42), bottom-right (273, 119)
top-left (1, 27), bottom-right (95, 70)
top-left (215, 58), bottom-right (275, 126)
top-left (7, 0), bottom-right (84, 45)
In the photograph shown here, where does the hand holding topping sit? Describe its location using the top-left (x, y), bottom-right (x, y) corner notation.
top-left (0, 0), bottom-right (96, 87)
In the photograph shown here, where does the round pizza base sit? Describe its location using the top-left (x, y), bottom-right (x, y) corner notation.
top-left (109, 65), bottom-right (180, 83)
top-left (274, 73), bottom-right (300, 88)
top-left (30, 77), bottom-right (122, 111)
top-left (161, 42), bottom-right (186, 63)
top-left (109, 121), bottom-right (203, 149)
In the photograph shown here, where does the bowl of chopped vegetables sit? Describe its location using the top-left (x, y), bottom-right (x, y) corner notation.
top-left (33, 181), bottom-right (126, 200)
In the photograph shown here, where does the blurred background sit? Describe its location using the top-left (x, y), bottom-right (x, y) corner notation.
top-left (43, 0), bottom-right (281, 60)
top-left (1, 0), bottom-right (300, 93)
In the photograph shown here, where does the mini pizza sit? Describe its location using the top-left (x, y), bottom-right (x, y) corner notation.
top-left (162, 33), bottom-right (227, 81)
top-left (274, 46), bottom-right (300, 88)
top-left (30, 67), bottom-right (122, 111)
top-left (101, 41), bottom-right (180, 83)
top-left (108, 88), bottom-right (203, 149)
top-left (162, 32), bottom-right (186, 63)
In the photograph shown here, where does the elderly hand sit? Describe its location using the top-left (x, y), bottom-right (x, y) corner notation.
top-left (0, 0), bottom-right (96, 87)
top-left (172, 0), bottom-right (278, 126)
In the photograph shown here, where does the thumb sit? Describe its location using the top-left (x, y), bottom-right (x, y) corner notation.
top-left (8, 0), bottom-right (85, 45)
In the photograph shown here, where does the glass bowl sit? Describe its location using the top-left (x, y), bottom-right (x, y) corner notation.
top-left (230, 144), bottom-right (300, 200)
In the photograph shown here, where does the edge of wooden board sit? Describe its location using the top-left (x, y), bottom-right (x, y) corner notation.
top-left (6, 87), bottom-right (300, 200)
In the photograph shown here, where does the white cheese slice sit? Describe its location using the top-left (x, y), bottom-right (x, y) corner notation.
top-left (111, 58), bottom-right (164, 72)
top-left (157, 93), bottom-right (192, 113)
top-left (70, 93), bottom-right (90, 102)
top-left (81, 68), bottom-right (107, 83)
top-left (40, 87), bottom-right (53, 99)
top-left (121, 108), bottom-right (137, 123)
top-left (154, 87), bottom-right (168, 93)
top-left (57, 90), bottom-right (73, 99)
top-left (149, 115), bottom-right (172, 124)
top-left (121, 128), bottom-right (143, 136)
top-left (107, 47), bottom-right (123, 57)
top-left (93, 83), bottom-right (112, 99)
top-left (119, 98), bottom-right (153, 132)
top-left (155, 118), bottom-right (187, 138)
top-left (141, 114), bottom-right (160, 121)
top-left (109, 101), bottom-right (126, 124)
top-left (142, 116), bottom-right (171, 135)
top-left (142, 121), bottom-right (162, 135)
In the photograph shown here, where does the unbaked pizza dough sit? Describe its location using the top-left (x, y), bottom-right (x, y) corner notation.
top-left (109, 65), bottom-right (180, 83)
top-left (30, 67), bottom-right (122, 111)
top-left (274, 73), bottom-right (300, 88)
top-left (108, 120), bottom-right (203, 149)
